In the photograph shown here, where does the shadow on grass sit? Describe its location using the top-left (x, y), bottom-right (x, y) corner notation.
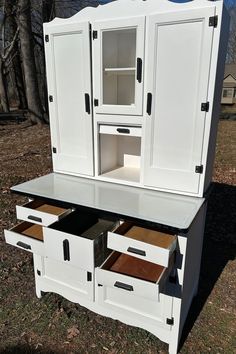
top-left (179, 182), bottom-right (236, 349)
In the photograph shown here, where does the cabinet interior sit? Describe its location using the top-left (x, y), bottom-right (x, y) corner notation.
top-left (99, 133), bottom-right (141, 183)
top-left (102, 28), bottom-right (136, 106)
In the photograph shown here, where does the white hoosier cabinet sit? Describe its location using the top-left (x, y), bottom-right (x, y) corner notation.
top-left (4, 0), bottom-right (229, 353)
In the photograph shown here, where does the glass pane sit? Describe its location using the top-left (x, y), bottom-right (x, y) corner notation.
top-left (102, 28), bottom-right (137, 105)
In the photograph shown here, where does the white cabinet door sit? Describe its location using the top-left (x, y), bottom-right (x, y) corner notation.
top-left (92, 17), bottom-right (145, 116)
top-left (143, 8), bottom-right (215, 195)
top-left (44, 22), bottom-right (94, 176)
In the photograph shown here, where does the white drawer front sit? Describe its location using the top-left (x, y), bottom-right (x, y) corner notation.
top-left (4, 222), bottom-right (44, 256)
top-left (43, 227), bottom-right (94, 271)
top-left (43, 258), bottom-right (94, 301)
top-left (108, 226), bottom-right (177, 267)
top-left (95, 280), bottom-right (173, 328)
top-left (96, 267), bottom-right (161, 301)
top-left (99, 124), bottom-right (141, 137)
top-left (16, 200), bottom-right (72, 226)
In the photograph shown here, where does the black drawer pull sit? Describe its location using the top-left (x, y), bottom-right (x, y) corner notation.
top-left (114, 281), bottom-right (133, 292)
top-left (28, 215), bottom-right (42, 223)
top-left (117, 128), bottom-right (130, 134)
top-left (63, 239), bottom-right (70, 261)
top-left (146, 92), bottom-right (152, 116)
top-left (17, 241), bottom-right (31, 250)
top-left (127, 247), bottom-right (146, 257)
top-left (85, 93), bottom-right (91, 114)
top-left (137, 57), bottom-right (142, 83)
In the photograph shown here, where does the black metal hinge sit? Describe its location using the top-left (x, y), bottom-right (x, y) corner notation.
top-left (167, 317), bottom-right (174, 325)
top-left (52, 147), bottom-right (57, 154)
top-left (201, 102), bottom-right (210, 112)
top-left (49, 95), bottom-right (53, 102)
top-left (195, 165), bottom-right (204, 174)
top-left (45, 34), bottom-right (49, 42)
top-left (209, 15), bottom-right (218, 28)
top-left (94, 99), bottom-right (99, 106)
top-left (87, 272), bottom-right (92, 282)
top-left (93, 30), bottom-right (98, 40)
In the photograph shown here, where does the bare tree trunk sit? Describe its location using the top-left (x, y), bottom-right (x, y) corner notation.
top-left (0, 58), bottom-right (9, 112)
top-left (5, 0), bottom-right (27, 110)
top-left (17, 0), bottom-right (44, 124)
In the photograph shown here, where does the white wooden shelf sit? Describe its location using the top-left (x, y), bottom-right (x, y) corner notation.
top-left (100, 166), bottom-right (140, 183)
top-left (104, 67), bottom-right (136, 75)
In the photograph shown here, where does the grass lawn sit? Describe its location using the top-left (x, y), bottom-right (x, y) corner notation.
top-left (0, 120), bottom-right (235, 354)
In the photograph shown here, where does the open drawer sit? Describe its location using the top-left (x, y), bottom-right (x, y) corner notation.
top-left (96, 251), bottom-right (173, 302)
top-left (108, 223), bottom-right (177, 267)
top-left (4, 222), bottom-right (44, 256)
top-left (43, 211), bottom-right (118, 272)
top-left (16, 199), bottom-right (72, 226)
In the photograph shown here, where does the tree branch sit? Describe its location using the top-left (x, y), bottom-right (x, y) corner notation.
top-left (2, 27), bottom-right (19, 62)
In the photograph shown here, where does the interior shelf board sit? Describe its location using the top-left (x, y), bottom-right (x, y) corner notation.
top-left (104, 67), bottom-right (136, 75)
top-left (100, 166), bottom-right (140, 183)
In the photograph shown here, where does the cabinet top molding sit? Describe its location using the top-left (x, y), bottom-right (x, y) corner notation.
top-left (43, 0), bottom-right (224, 28)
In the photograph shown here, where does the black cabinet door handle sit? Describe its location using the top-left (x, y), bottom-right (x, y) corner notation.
top-left (85, 93), bottom-right (91, 114)
top-left (137, 58), bottom-right (142, 83)
top-left (28, 215), bottom-right (42, 223)
top-left (147, 93), bottom-right (152, 116)
top-left (127, 247), bottom-right (146, 257)
top-left (117, 128), bottom-right (130, 134)
top-left (114, 281), bottom-right (134, 292)
top-left (17, 241), bottom-right (31, 250)
top-left (63, 239), bottom-right (70, 261)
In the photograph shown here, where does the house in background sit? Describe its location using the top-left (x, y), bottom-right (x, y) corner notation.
top-left (221, 63), bottom-right (236, 111)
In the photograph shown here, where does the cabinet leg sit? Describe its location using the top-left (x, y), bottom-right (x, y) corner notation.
top-left (36, 287), bottom-right (42, 299)
top-left (168, 337), bottom-right (179, 354)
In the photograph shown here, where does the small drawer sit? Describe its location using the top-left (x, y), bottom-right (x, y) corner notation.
top-left (4, 222), bottom-right (44, 256)
top-left (16, 199), bottom-right (72, 226)
top-left (99, 124), bottom-right (141, 137)
top-left (108, 223), bottom-right (177, 267)
top-left (96, 251), bottom-right (172, 302)
top-left (43, 211), bottom-right (118, 272)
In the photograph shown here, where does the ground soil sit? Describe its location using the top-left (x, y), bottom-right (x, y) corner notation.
top-left (0, 120), bottom-right (235, 354)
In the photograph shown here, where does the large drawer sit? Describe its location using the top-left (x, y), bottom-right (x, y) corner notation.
top-left (43, 211), bottom-right (118, 272)
top-left (16, 199), bottom-right (72, 226)
top-left (107, 223), bottom-right (177, 267)
top-left (96, 251), bottom-right (172, 302)
top-left (4, 222), bottom-right (44, 256)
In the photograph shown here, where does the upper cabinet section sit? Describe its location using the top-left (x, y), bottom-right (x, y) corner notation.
top-left (92, 17), bottom-right (145, 116)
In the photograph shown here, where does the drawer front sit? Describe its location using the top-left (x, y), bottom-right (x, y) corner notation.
top-left (43, 227), bottom-right (94, 271)
top-left (99, 125), bottom-right (141, 137)
top-left (96, 267), bottom-right (161, 302)
top-left (4, 223), bottom-right (44, 256)
top-left (16, 200), bottom-right (72, 226)
top-left (95, 280), bottom-right (173, 328)
top-left (108, 230), bottom-right (176, 267)
top-left (43, 258), bottom-right (94, 301)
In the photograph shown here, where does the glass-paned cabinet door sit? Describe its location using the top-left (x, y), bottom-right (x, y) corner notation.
top-left (92, 17), bottom-right (145, 116)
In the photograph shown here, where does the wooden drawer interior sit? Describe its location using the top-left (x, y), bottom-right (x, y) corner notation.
top-left (21, 199), bottom-right (69, 216)
top-left (115, 222), bottom-right (176, 250)
top-left (12, 222), bottom-right (43, 241)
top-left (103, 251), bottom-right (166, 284)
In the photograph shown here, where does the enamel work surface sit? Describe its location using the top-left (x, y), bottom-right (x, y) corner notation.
top-left (11, 173), bottom-right (205, 229)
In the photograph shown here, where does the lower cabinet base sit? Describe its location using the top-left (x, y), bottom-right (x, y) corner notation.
top-left (33, 254), bottom-right (183, 354)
